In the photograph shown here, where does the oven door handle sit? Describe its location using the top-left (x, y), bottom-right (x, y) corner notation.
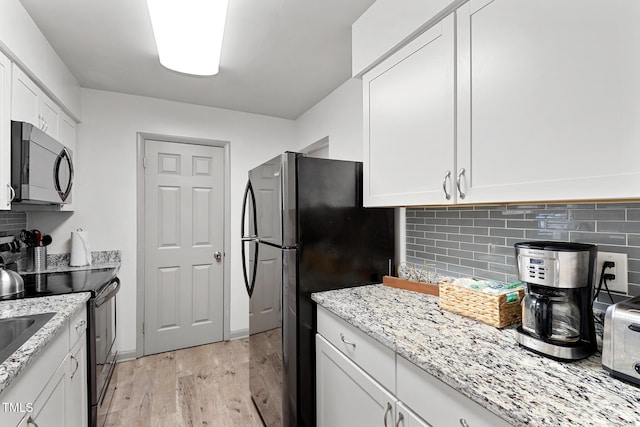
top-left (95, 278), bottom-right (120, 308)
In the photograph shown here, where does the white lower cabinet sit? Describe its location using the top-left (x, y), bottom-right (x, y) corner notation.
top-left (17, 355), bottom-right (67, 426)
top-left (316, 306), bottom-right (512, 427)
top-left (316, 335), bottom-right (398, 427)
top-left (66, 305), bottom-right (88, 426)
top-left (1, 305), bottom-right (88, 427)
top-left (396, 401), bottom-right (431, 427)
top-left (397, 356), bottom-right (511, 427)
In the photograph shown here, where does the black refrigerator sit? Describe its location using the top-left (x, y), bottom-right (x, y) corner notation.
top-left (241, 152), bottom-right (395, 427)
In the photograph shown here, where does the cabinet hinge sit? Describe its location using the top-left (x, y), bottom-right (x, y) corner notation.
top-left (143, 157), bottom-right (147, 169)
top-left (142, 322), bottom-right (145, 334)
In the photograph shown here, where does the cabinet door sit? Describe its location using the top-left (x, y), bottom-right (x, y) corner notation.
top-left (0, 51), bottom-right (11, 210)
top-left (316, 335), bottom-right (396, 427)
top-left (39, 93), bottom-right (60, 139)
top-left (396, 401), bottom-right (431, 427)
top-left (59, 110), bottom-right (77, 150)
top-left (29, 356), bottom-right (68, 426)
top-left (457, 0), bottom-right (640, 203)
top-left (66, 335), bottom-right (88, 427)
top-left (11, 65), bottom-right (40, 127)
top-left (364, 14), bottom-right (455, 207)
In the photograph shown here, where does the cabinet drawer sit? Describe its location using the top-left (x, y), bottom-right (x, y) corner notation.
top-left (68, 305), bottom-right (87, 348)
top-left (397, 356), bottom-right (511, 427)
top-left (317, 306), bottom-right (395, 392)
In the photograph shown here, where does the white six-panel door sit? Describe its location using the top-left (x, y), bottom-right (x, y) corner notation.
top-left (144, 140), bottom-right (225, 355)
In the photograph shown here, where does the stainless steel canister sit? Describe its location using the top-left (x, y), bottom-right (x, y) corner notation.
top-left (27, 246), bottom-right (47, 272)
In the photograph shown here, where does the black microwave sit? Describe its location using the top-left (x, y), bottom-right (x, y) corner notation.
top-left (11, 121), bottom-right (74, 204)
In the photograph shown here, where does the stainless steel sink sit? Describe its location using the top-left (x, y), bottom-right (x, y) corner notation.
top-left (0, 312), bottom-right (56, 365)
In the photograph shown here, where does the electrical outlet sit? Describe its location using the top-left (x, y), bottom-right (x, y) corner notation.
top-left (596, 251), bottom-right (628, 294)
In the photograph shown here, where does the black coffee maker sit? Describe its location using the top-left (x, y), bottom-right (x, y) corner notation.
top-left (514, 241), bottom-right (598, 361)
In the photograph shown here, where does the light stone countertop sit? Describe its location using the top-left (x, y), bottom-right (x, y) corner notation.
top-left (312, 284), bottom-right (640, 427)
top-left (18, 250), bottom-right (121, 275)
top-left (0, 293), bottom-right (90, 395)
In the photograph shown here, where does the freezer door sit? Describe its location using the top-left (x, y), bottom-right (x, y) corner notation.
top-left (249, 152), bottom-right (297, 247)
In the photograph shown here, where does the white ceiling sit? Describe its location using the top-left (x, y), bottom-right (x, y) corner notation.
top-left (19, 0), bottom-right (374, 120)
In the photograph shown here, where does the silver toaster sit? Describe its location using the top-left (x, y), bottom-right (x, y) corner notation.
top-left (602, 295), bottom-right (640, 386)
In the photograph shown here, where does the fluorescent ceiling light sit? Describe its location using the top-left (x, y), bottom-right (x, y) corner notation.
top-left (147, 0), bottom-right (229, 76)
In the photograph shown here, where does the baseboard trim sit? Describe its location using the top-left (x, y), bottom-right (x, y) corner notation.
top-left (115, 350), bottom-right (137, 362)
top-left (229, 328), bottom-right (249, 340)
top-left (117, 331), bottom-right (249, 363)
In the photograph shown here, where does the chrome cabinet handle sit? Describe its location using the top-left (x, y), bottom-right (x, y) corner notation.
top-left (460, 419), bottom-right (470, 427)
top-left (383, 402), bottom-right (392, 427)
top-left (27, 415), bottom-right (39, 426)
top-left (340, 333), bottom-right (356, 348)
top-left (7, 184), bottom-right (15, 205)
top-left (457, 168), bottom-right (466, 199)
top-left (395, 411), bottom-right (404, 427)
top-left (70, 354), bottom-right (79, 379)
top-left (442, 170), bottom-right (452, 200)
top-left (75, 319), bottom-right (86, 330)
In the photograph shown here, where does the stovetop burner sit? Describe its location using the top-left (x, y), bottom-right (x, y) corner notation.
top-left (19, 267), bottom-right (119, 299)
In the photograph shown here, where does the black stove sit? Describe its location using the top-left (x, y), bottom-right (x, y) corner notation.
top-left (19, 267), bottom-right (119, 299)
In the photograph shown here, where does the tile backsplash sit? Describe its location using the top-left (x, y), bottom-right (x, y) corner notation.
top-left (0, 212), bottom-right (26, 239)
top-left (406, 202), bottom-right (640, 303)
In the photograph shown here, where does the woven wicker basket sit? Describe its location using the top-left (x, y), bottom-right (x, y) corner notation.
top-left (439, 283), bottom-right (524, 328)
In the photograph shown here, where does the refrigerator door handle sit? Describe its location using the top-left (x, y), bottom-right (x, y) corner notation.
top-left (241, 180), bottom-right (259, 297)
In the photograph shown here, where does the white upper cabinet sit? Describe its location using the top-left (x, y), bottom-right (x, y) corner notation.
top-left (11, 65), bottom-right (63, 140)
top-left (362, 0), bottom-right (640, 207)
top-left (363, 15), bottom-right (455, 207)
top-left (352, 0), bottom-right (459, 76)
top-left (39, 92), bottom-right (60, 140)
top-left (456, 0), bottom-right (640, 203)
top-left (11, 64), bottom-right (39, 127)
top-left (0, 50), bottom-right (11, 210)
top-left (59, 110), bottom-right (77, 150)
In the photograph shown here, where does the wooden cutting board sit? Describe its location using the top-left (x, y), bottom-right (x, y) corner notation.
top-left (382, 276), bottom-right (440, 296)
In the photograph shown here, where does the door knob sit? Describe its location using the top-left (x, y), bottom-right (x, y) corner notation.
top-left (214, 251), bottom-right (223, 261)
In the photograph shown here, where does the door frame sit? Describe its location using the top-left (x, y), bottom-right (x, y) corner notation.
top-left (135, 132), bottom-right (231, 358)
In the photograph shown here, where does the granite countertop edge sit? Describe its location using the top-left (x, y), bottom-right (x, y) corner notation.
top-left (19, 262), bottom-right (121, 275)
top-left (312, 284), bottom-right (640, 427)
top-left (0, 293), bottom-right (91, 395)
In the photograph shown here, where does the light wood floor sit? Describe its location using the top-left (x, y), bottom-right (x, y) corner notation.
top-left (100, 339), bottom-right (264, 427)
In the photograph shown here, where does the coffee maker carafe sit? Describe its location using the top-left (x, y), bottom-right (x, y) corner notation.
top-left (514, 241), bottom-right (597, 361)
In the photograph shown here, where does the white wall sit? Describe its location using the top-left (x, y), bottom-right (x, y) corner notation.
top-left (30, 88), bottom-right (295, 353)
top-left (295, 78), bottom-right (364, 161)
